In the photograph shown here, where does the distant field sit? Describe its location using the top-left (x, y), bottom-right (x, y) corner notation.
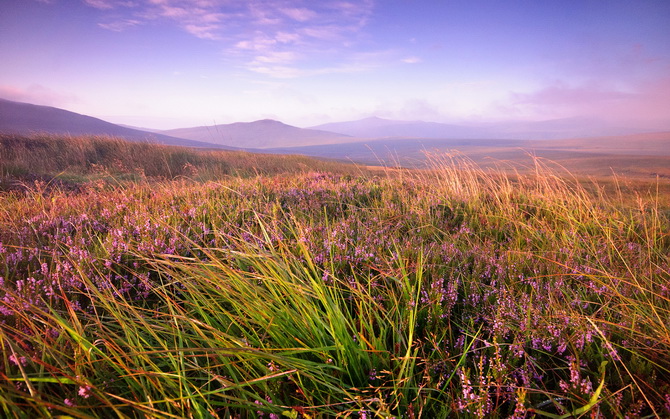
top-left (269, 131), bottom-right (670, 179)
top-left (443, 148), bottom-right (670, 179)
top-left (534, 132), bottom-right (670, 156)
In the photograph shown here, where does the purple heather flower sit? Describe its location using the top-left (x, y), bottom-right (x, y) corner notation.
top-left (9, 354), bottom-right (28, 367)
top-left (78, 385), bottom-right (93, 399)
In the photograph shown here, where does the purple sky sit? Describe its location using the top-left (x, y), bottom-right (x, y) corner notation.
top-left (1, 0), bottom-right (669, 129)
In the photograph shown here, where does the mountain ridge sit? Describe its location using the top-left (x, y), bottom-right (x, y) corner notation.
top-left (160, 119), bottom-right (354, 149)
top-left (0, 98), bottom-right (231, 149)
top-left (2, 98), bottom-right (666, 153)
top-left (309, 116), bottom-right (649, 140)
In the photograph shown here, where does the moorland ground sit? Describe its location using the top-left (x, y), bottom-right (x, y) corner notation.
top-left (270, 132), bottom-right (670, 180)
top-left (1, 134), bottom-right (669, 417)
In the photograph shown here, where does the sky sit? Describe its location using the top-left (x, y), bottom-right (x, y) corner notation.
top-left (1, 0), bottom-right (670, 130)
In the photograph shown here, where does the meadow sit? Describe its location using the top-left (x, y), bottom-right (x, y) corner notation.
top-left (0, 134), bottom-right (669, 417)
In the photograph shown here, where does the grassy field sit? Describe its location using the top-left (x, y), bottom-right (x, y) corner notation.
top-left (269, 132), bottom-right (670, 180)
top-left (0, 133), bottom-right (362, 189)
top-left (1, 135), bottom-right (669, 417)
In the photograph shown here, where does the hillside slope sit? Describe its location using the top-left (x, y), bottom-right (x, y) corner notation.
top-left (0, 98), bottom-right (227, 148)
top-left (161, 119), bottom-right (354, 148)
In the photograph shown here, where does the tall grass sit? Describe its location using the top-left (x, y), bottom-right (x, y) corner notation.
top-left (0, 141), bottom-right (668, 417)
top-left (0, 134), bottom-right (360, 188)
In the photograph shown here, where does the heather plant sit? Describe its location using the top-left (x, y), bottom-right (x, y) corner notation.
top-left (0, 144), bottom-right (668, 417)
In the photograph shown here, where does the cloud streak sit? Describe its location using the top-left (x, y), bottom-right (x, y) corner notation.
top-left (505, 76), bottom-right (670, 127)
top-left (84, 0), bottom-right (137, 9)
top-left (0, 84), bottom-right (78, 107)
top-left (84, 0), bottom-right (115, 10)
top-left (87, 0), bottom-right (376, 72)
top-left (402, 57), bottom-right (421, 64)
top-left (98, 19), bottom-right (141, 32)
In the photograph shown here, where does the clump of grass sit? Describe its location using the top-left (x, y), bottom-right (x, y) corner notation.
top-left (0, 147), bottom-right (669, 417)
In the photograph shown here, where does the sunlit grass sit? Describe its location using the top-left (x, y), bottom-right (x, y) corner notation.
top-left (0, 133), bottom-right (361, 189)
top-left (0, 136), bottom-right (669, 417)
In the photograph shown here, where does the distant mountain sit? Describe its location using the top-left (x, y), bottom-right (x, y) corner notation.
top-left (161, 119), bottom-right (353, 149)
top-left (3, 98), bottom-right (658, 153)
top-left (310, 116), bottom-right (647, 140)
top-left (310, 117), bottom-right (487, 139)
top-left (0, 98), bottom-right (227, 149)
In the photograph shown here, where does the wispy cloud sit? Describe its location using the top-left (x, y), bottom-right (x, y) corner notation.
top-left (84, 0), bottom-right (377, 77)
top-left (84, 0), bottom-right (137, 9)
top-left (301, 25), bottom-right (347, 41)
top-left (241, 47), bottom-right (394, 79)
top-left (275, 31), bottom-right (301, 44)
top-left (182, 23), bottom-right (221, 40)
top-left (142, 1), bottom-right (232, 40)
top-left (98, 19), bottom-right (141, 32)
top-left (511, 81), bottom-right (632, 109)
top-left (402, 57), bottom-right (421, 64)
top-left (504, 76), bottom-right (670, 127)
top-left (247, 65), bottom-right (304, 79)
top-left (248, 61), bottom-right (380, 79)
top-left (252, 51), bottom-right (300, 65)
top-left (280, 7), bottom-right (317, 22)
top-left (328, 1), bottom-right (374, 27)
top-left (235, 33), bottom-right (283, 52)
top-left (0, 84), bottom-right (78, 107)
top-left (84, 0), bottom-right (115, 10)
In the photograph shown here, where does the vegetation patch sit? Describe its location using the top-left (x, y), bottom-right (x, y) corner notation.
top-left (0, 135), bottom-right (669, 417)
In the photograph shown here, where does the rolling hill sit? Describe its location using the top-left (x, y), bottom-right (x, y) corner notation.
top-left (160, 119), bottom-right (354, 149)
top-left (0, 98), bottom-right (228, 149)
top-left (3, 98), bottom-right (668, 176)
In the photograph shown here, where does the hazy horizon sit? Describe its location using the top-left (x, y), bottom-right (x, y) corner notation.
top-left (2, 0), bottom-right (670, 131)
